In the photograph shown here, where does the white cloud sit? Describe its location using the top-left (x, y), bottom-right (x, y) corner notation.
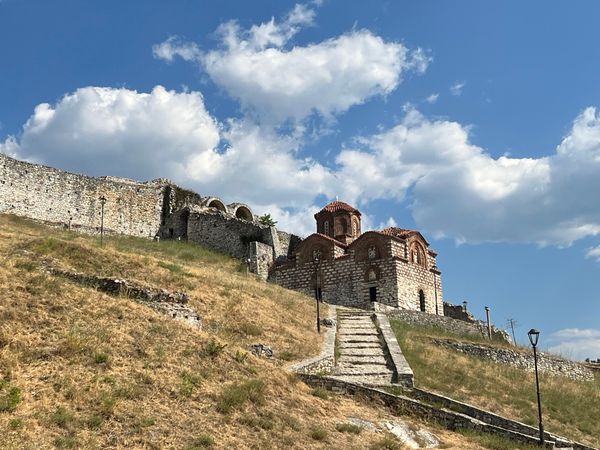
top-left (155, 4), bottom-right (429, 125)
top-left (450, 81), bottom-right (465, 96)
top-left (4, 86), bottom-right (220, 181)
top-left (425, 93), bottom-right (439, 104)
top-left (547, 328), bottom-right (600, 361)
top-left (586, 245), bottom-right (600, 262)
top-left (152, 36), bottom-right (201, 62)
top-left (0, 86), bottom-right (335, 236)
top-left (334, 107), bottom-right (600, 247)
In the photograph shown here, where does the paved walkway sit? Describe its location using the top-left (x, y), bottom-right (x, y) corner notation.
top-left (332, 308), bottom-right (395, 386)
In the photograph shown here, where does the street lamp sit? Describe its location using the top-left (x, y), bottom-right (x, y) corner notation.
top-left (528, 328), bottom-right (545, 446)
top-left (431, 264), bottom-right (439, 315)
top-left (99, 196), bottom-right (107, 247)
top-left (314, 254), bottom-right (321, 334)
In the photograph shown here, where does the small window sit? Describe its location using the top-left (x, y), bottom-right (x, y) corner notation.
top-left (324, 221), bottom-right (329, 235)
top-left (419, 290), bottom-right (426, 312)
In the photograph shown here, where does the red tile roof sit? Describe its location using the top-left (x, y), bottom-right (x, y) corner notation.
top-left (378, 227), bottom-right (417, 239)
top-left (316, 200), bottom-right (360, 215)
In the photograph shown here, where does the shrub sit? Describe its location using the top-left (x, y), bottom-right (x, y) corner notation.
top-left (310, 427), bottom-right (328, 441)
top-left (186, 435), bottom-right (215, 449)
top-left (216, 379), bottom-right (266, 414)
top-left (0, 382), bottom-right (22, 412)
top-left (336, 422), bottom-right (362, 434)
top-left (52, 406), bottom-right (75, 429)
top-left (93, 351), bottom-right (110, 364)
top-left (201, 340), bottom-right (227, 358)
top-left (310, 388), bottom-right (330, 400)
top-left (370, 434), bottom-right (402, 450)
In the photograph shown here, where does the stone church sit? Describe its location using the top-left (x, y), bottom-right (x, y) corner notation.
top-left (271, 201), bottom-right (443, 313)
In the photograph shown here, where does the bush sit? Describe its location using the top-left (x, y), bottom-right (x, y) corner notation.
top-left (216, 379), bottom-right (266, 414)
top-left (52, 406), bottom-right (75, 429)
top-left (201, 340), bottom-right (227, 358)
top-left (0, 381), bottom-right (22, 412)
top-left (336, 422), bottom-right (362, 434)
top-left (310, 388), bottom-right (330, 400)
top-left (310, 427), bottom-right (328, 441)
top-left (93, 351), bottom-right (110, 364)
top-left (186, 435), bottom-right (215, 449)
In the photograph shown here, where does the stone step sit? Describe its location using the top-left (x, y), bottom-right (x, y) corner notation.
top-left (339, 347), bottom-right (387, 356)
top-left (335, 365), bottom-right (393, 376)
top-left (339, 335), bottom-right (381, 344)
top-left (337, 355), bottom-right (388, 365)
top-left (338, 330), bottom-right (378, 336)
top-left (330, 374), bottom-right (395, 386)
top-left (339, 343), bottom-right (382, 350)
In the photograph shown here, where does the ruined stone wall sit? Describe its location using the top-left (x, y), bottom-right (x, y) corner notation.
top-left (249, 241), bottom-right (274, 281)
top-left (0, 153), bottom-right (166, 237)
top-left (276, 230), bottom-right (302, 259)
top-left (186, 210), bottom-right (275, 259)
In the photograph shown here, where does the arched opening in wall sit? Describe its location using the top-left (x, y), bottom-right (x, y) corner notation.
top-left (338, 217), bottom-right (348, 235)
top-left (419, 290), bottom-right (426, 312)
top-left (235, 206), bottom-right (253, 222)
top-left (208, 199), bottom-right (226, 212)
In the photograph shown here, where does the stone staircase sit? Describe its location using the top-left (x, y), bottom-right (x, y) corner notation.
top-left (333, 308), bottom-right (406, 387)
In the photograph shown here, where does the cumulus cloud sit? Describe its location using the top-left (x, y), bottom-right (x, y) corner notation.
top-left (0, 85), bottom-right (336, 235)
top-left (334, 107), bottom-right (600, 247)
top-left (450, 81), bottom-right (465, 96)
top-left (547, 328), bottom-right (600, 361)
top-left (154, 4), bottom-right (430, 124)
top-left (3, 86), bottom-right (220, 181)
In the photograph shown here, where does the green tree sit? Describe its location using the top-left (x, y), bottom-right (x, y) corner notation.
top-left (258, 213), bottom-right (277, 227)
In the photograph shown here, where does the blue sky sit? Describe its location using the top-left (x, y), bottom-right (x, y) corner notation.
top-left (1, 0), bottom-right (599, 359)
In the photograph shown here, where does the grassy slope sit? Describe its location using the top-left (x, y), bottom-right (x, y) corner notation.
top-left (390, 320), bottom-right (600, 448)
top-left (0, 215), bottom-right (485, 450)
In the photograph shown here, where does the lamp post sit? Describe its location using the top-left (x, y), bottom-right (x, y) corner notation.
top-left (485, 306), bottom-right (492, 339)
top-left (99, 195), bottom-right (107, 247)
top-left (314, 254), bottom-right (321, 334)
top-left (528, 328), bottom-right (545, 446)
top-left (431, 264), bottom-right (439, 315)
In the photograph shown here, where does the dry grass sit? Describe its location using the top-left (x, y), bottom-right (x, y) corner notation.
top-left (0, 215), bottom-right (487, 449)
top-left (391, 320), bottom-right (600, 448)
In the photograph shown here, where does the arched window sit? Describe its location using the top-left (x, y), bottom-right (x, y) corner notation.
top-left (338, 217), bottom-right (348, 235)
top-left (419, 290), bottom-right (426, 312)
top-left (352, 218), bottom-right (358, 236)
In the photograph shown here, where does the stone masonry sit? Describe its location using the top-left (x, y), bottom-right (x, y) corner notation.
top-left (271, 201), bottom-right (443, 313)
top-left (0, 153), bottom-right (300, 269)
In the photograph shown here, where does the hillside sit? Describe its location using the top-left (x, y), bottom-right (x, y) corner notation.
top-left (0, 214), bottom-right (493, 449)
top-left (390, 319), bottom-right (600, 448)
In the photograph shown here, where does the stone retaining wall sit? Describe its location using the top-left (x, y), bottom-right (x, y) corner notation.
top-left (432, 338), bottom-right (594, 382)
top-left (298, 375), bottom-right (576, 448)
top-left (48, 267), bottom-right (201, 328)
top-left (287, 306), bottom-right (336, 375)
top-left (407, 387), bottom-right (581, 447)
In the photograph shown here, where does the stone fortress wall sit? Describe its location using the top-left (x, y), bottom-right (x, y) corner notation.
top-left (0, 153), bottom-right (300, 267)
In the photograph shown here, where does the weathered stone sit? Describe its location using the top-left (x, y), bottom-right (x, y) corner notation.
top-left (248, 343), bottom-right (274, 358)
top-left (432, 339), bottom-right (594, 382)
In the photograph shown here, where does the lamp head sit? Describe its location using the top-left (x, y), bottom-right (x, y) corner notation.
top-left (528, 328), bottom-right (540, 347)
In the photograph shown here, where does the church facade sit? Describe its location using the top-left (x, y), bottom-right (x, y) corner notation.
top-left (271, 201), bottom-right (443, 313)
